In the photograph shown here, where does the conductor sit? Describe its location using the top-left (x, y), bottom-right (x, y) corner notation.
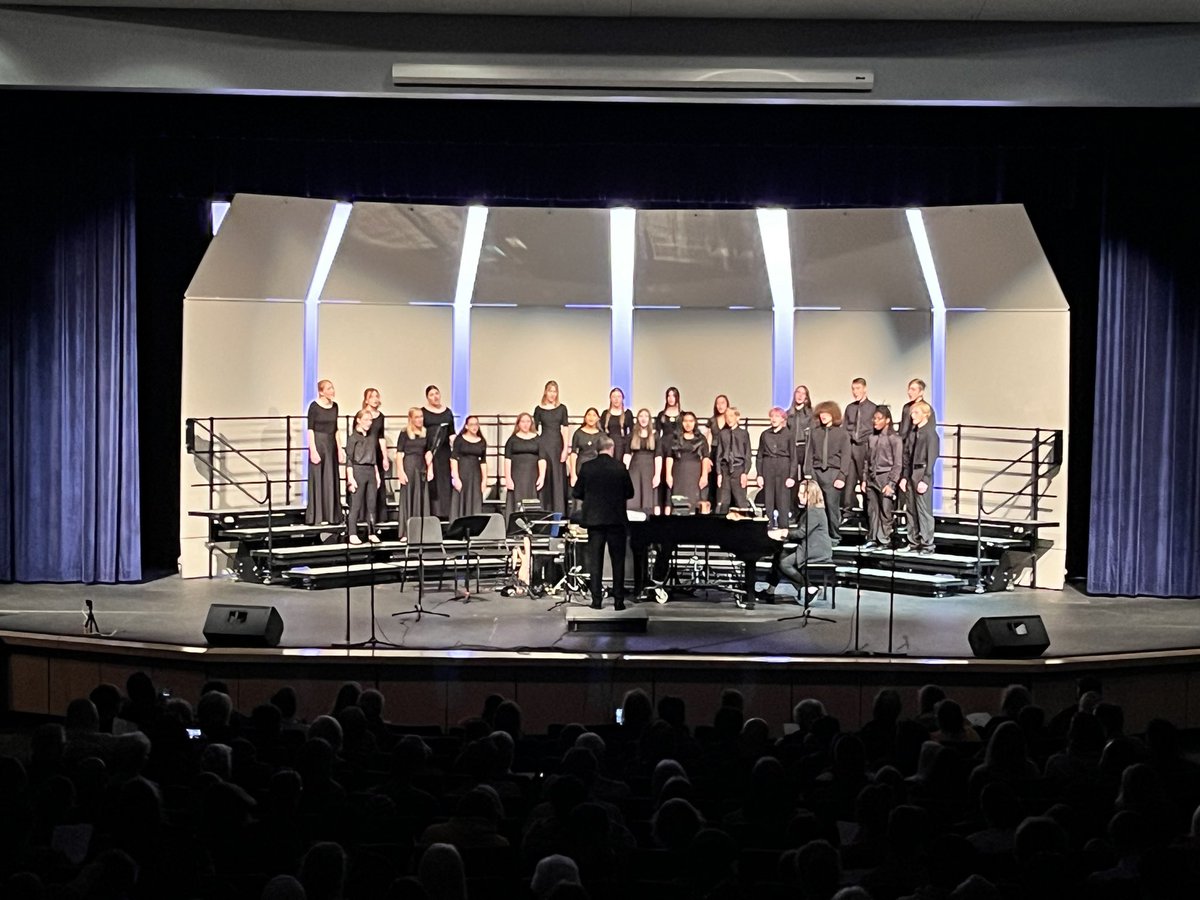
top-left (572, 435), bottom-right (635, 610)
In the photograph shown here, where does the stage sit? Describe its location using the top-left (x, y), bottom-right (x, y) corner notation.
top-left (2, 576), bottom-right (1198, 661)
top-left (3, 578), bottom-right (1199, 733)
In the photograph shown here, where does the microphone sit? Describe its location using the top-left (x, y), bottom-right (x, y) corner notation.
top-left (429, 422), bottom-right (449, 453)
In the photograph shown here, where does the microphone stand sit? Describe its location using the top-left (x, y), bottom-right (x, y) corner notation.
top-left (337, 465), bottom-right (403, 649)
top-left (393, 422), bottom-right (450, 623)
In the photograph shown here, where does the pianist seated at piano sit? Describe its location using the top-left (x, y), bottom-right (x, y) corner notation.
top-left (759, 481), bottom-right (834, 604)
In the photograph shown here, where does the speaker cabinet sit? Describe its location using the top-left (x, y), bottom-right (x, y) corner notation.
top-left (203, 604), bottom-right (284, 648)
top-left (968, 615), bottom-right (1049, 659)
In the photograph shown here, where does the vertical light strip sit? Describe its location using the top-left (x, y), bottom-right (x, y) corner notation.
top-left (906, 208), bottom-right (947, 510)
top-left (757, 208), bottom-right (795, 408)
top-left (303, 201), bottom-right (353, 408)
top-left (609, 207), bottom-right (636, 397)
top-left (211, 200), bottom-right (231, 236)
top-left (452, 205), bottom-right (489, 422)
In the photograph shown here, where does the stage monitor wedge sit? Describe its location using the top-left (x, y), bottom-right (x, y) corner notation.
top-left (968, 615), bottom-right (1050, 659)
top-left (203, 604), bottom-right (285, 648)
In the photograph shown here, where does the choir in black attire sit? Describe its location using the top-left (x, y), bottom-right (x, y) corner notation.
top-left (863, 407), bottom-right (903, 548)
top-left (572, 437), bottom-right (635, 610)
top-left (626, 427), bottom-right (658, 513)
top-left (533, 404), bottom-right (569, 515)
top-left (305, 399), bottom-right (340, 525)
top-left (345, 421), bottom-right (380, 542)
top-left (715, 422), bottom-right (751, 513)
top-left (843, 389), bottom-right (878, 513)
top-left (601, 408), bottom-right (633, 460)
top-left (807, 410), bottom-right (851, 545)
top-left (902, 407), bottom-right (940, 553)
top-left (363, 408), bottom-right (389, 523)
top-left (450, 433), bottom-right (487, 521)
top-left (394, 426), bottom-right (431, 527)
top-left (756, 422), bottom-right (796, 526)
top-left (421, 404), bottom-right (455, 519)
top-left (654, 405), bottom-right (681, 510)
top-left (669, 431), bottom-right (710, 512)
top-left (504, 432), bottom-right (542, 516)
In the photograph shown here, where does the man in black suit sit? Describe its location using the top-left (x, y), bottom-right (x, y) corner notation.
top-left (572, 435), bottom-right (635, 610)
top-left (843, 377), bottom-right (878, 514)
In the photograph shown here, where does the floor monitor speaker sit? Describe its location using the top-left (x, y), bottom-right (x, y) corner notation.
top-left (203, 604), bottom-right (284, 648)
top-left (968, 615), bottom-right (1049, 659)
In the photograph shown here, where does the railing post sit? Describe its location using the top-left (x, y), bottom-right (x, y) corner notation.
top-left (208, 416), bottom-right (216, 579)
top-left (1030, 428), bottom-right (1041, 588)
top-left (285, 415), bottom-right (292, 506)
top-left (954, 424), bottom-right (962, 515)
top-left (265, 476), bottom-right (273, 581)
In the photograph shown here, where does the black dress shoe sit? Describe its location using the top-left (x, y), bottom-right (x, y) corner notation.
top-left (590, 600), bottom-right (602, 610)
top-left (614, 601), bottom-right (626, 611)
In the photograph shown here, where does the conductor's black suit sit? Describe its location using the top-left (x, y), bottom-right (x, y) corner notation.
top-left (573, 453), bottom-right (636, 609)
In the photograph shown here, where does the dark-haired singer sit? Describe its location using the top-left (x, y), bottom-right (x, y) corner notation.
top-left (573, 435), bottom-right (635, 611)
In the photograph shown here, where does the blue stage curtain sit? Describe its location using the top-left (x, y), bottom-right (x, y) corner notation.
top-left (1088, 182), bottom-right (1200, 597)
top-left (0, 150), bottom-right (142, 583)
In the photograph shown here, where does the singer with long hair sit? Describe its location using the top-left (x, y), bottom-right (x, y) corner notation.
top-left (422, 385), bottom-right (455, 519)
top-left (394, 407), bottom-right (434, 528)
top-left (505, 412), bottom-right (546, 516)
top-left (450, 415), bottom-right (488, 521)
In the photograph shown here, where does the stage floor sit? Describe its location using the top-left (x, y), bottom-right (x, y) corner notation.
top-left (1, 577), bottom-right (1197, 662)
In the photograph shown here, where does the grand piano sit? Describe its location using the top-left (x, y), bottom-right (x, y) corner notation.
top-left (629, 514), bottom-right (782, 604)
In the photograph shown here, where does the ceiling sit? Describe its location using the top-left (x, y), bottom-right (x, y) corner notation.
top-left (8, 0), bottom-right (1200, 21)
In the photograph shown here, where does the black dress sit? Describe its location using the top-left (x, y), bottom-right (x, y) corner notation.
top-left (571, 428), bottom-right (603, 475)
top-left (395, 429), bottom-right (432, 529)
top-left (669, 433), bottom-right (710, 511)
top-left (706, 415), bottom-right (727, 510)
top-left (305, 400), bottom-right (340, 525)
top-left (422, 406), bottom-right (455, 519)
top-left (654, 410), bottom-right (681, 510)
top-left (601, 408), bottom-right (633, 459)
top-left (627, 430), bottom-right (658, 513)
top-left (364, 410), bottom-right (389, 522)
top-left (533, 404), bottom-right (569, 516)
top-left (450, 436), bottom-right (487, 521)
top-left (505, 434), bottom-right (542, 516)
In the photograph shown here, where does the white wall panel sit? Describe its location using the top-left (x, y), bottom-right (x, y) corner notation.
top-left (793, 310), bottom-right (931, 411)
top-left (470, 308), bottom-right (611, 418)
top-left (944, 309), bottom-right (1070, 587)
top-left (632, 309), bottom-right (771, 415)
top-left (179, 299), bottom-right (305, 577)
top-left (317, 303), bottom-right (453, 426)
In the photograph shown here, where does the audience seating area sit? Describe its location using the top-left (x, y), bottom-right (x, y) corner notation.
top-left (1, 674), bottom-right (1198, 900)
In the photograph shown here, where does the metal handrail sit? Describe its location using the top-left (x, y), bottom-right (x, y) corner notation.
top-left (187, 417), bottom-right (276, 576)
top-left (973, 429), bottom-right (1062, 588)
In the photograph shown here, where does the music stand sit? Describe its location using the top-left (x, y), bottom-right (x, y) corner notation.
top-left (393, 423), bottom-right (450, 622)
top-left (444, 514), bottom-right (492, 601)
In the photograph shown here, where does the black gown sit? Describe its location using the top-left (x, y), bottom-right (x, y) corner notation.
top-left (395, 429), bottom-right (432, 530)
top-left (450, 436), bottom-right (487, 521)
top-left (669, 433), bottom-right (710, 511)
top-left (533, 404), bottom-right (569, 515)
top-left (601, 408), bottom-right (633, 459)
top-left (627, 434), bottom-right (658, 513)
top-left (505, 434), bottom-right (542, 516)
top-left (305, 400), bottom-right (340, 525)
top-left (654, 410), bottom-right (681, 510)
top-left (422, 406), bottom-right (455, 519)
top-left (364, 410), bottom-right (389, 522)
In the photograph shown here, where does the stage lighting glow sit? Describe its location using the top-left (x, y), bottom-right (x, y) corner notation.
top-left (210, 200), bottom-right (230, 236)
top-left (610, 207), bottom-right (636, 396)
top-left (453, 205), bottom-right (489, 422)
top-left (907, 208), bottom-right (947, 511)
top-left (728, 305), bottom-right (754, 311)
top-left (304, 201), bottom-right (352, 413)
top-left (757, 207), bottom-right (794, 408)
